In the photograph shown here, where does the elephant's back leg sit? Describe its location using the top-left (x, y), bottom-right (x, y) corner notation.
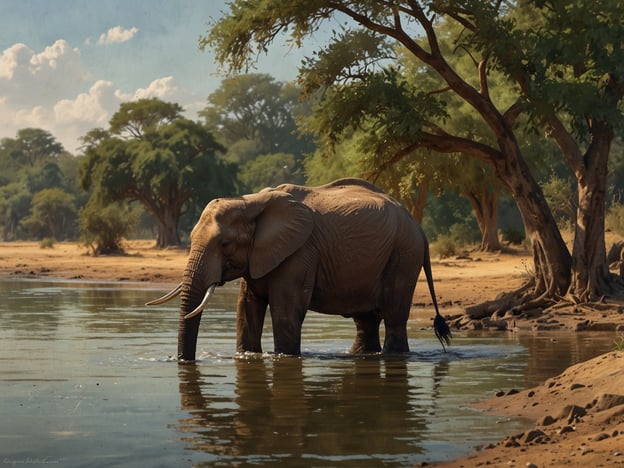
top-left (349, 311), bottom-right (382, 353)
top-left (379, 252), bottom-right (421, 353)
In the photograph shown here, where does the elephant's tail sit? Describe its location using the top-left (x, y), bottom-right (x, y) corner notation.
top-left (423, 240), bottom-right (452, 352)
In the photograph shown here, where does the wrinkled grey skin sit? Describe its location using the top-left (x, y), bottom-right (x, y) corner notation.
top-left (151, 178), bottom-right (450, 361)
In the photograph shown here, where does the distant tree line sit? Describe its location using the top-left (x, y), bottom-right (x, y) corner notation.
top-left (1, 69), bottom-right (622, 260)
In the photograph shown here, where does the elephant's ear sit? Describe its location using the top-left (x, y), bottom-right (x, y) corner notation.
top-left (248, 191), bottom-right (314, 279)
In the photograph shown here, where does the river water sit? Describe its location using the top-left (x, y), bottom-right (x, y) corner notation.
top-left (0, 279), bottom-right (618, 467)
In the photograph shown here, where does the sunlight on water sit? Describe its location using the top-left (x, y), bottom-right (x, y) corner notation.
top-left (0, 280), bottom-right (618, 466)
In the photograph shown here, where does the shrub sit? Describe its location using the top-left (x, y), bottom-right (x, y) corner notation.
top-left (433, 234), bottom-right (459, 259)
top-left (79, 201), bottom-right (137, 255)
top-left (501, 227), bottom-right (525, 245)
top-left (606, 203), bottom-right (624, 236)
top-left (448, 222), bottom-right (480, 245)
top-left (39, 237), bottom-right (55, 249)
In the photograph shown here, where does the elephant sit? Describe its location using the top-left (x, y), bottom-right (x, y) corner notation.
top-left (147, 178), bottom-right (451, 361)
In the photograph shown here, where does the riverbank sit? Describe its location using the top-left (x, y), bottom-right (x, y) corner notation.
top-left (0, 239), bottom-right (531, 300)
top-left (1, 240), bottom-right (624, 466)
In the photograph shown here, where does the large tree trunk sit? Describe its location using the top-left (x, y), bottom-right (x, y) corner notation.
top-left (156, 206), bottom-right (182, 248)
top-left (568, 125), bottom-right (612, 300)
top-left (545, 115), bottom-right (620, 300)
top-left (494, 140), bottom-right (572, 299)
top-left (463, 187), bottom-right (501, 252)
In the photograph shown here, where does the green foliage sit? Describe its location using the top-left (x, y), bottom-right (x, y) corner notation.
top-left (422, 192), bottom-right (475, 241)
top-left (239, 153), bottom-right (300, 192)
top-left (607, 139), bottom-right (624, 203)
top-left (39, 238), bottom-right (55, 249)
top-left (448, 223), bottom-right (481, 245)
top-left (304, 66), bottom-right (447, 158)
top-left (80, 98), bottom-right (237, 247)
top-left (79, 201), bottom-right (138, 255)
top-left (304, 136), bottom-right (362, 184)
top-left (200, 74), bottom-right (312, 190)
top-left (20, 188), bottom-right (76, 240)
top-left (0, 128), bottom-right (81, 241)
top-left (542, 173), bottom-right (577, 229)
top-left (606, 203), bottom-right (624, 236)
top-left (109, 98), bottom-right (183, 138)
top-left (501, 227), bottom-right (526, 245)
top-left (299, 29), bottom-right (393, 97)
top-left (462, 0), bottom-right (624, 136)
top-left (7, 128), bottom-right (64, 167)
top-left (432, 221), bottom-right (481, 258)
top-left (0, 182), bottom-right (31, 240)
top-left (432, 234), bottom-right (459, 259)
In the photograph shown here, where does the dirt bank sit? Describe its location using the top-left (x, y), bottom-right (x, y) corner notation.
top-left (433, 351), bottom-right (624, 468)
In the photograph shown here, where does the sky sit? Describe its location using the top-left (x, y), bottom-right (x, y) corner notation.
top-left (0, 0), bottom-right (321, 152)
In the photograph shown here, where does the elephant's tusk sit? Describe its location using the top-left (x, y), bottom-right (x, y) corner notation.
top-left (145, 282), bottom-right (183, 306)
top-left (184, 283), bottom-right (217, 320)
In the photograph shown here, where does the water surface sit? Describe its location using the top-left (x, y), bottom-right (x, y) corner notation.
top-left (0, 280), bottom-right (617, 466)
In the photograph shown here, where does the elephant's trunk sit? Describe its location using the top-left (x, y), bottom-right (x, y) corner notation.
top-left (177, 306), bottom-right (201, 361)
top-left (177, 255), bottom-right (222, 361)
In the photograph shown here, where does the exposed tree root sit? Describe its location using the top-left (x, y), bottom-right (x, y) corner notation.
top-left (463, 281), bottom-right (536, 320)
top-left (450, 274), bottom-right (624, 332)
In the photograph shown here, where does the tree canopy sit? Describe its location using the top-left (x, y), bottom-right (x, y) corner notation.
top-left (200, 73), bottom-right (314, 191)
top-left (80, 98), bottom-right (237, 248)
top-left (0, 128), bottom-right (79, 241)
top-left (205, 0), bottom-right (624, 310)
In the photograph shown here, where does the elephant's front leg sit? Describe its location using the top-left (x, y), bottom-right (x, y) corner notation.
top-left (269, 303), bottom-right (307, 355)
top-left (349, 311), bottom-right (382, 353)
top-left (269, 284), bottom-right (312, 355)
top-left (236, 280), bottom-right (268, 353)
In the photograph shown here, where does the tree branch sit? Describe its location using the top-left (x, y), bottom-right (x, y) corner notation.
top-left (478, 54), bottom-right (490, 98)
top-left (369, 127), bottom-right (500, 183)
top-left (503, 100), bottom-right (523, 127)
top-left (544, 115), bottom-right (585, 179)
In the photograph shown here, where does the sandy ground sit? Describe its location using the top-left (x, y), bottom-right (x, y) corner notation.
top-left (1, 240), bottom-right (624, 467)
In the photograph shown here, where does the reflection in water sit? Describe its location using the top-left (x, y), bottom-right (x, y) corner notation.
top-left (0, 280), bottom-right (619, 466)
top-left (177, 356), bottom-right (437, 466)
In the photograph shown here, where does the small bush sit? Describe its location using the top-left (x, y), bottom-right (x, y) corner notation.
top-left (448, 223), bottom-right (480, 245)
top-left (39, 237), bottom-right (55, 249)
top-left (79, 201), bottom-right (137, 255)
top-left (501, 227), bottom-right (525, 245)
top-left (606, 203), bottom-right (624, 237)
top-left (433, 234), bottom-right (459, 259)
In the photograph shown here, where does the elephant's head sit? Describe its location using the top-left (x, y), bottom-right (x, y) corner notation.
top-left (147, 189), bottom-right (313, 361)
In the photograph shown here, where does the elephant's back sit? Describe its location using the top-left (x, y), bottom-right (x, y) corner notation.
top-left (284, 180), bottom-right (400, 214)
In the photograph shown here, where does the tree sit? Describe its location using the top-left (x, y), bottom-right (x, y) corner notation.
top-left (79, 200), bottom-right (138, 255)
top-left (8, 128), bottom-right (64, 167)
top-left (21, 188), bottom-right (76, 240)
top-left (466, 1), bottom-right (624, 300)
top-left (200, 74), bottom-right (314, 190)
top-left (204, 1), bottom-right (624, 311)
top-left (0, 183), bottom-right (31, 240)
top-left (201, 74), bottom-right (311, 159)
top-left (0, 129), bottom-right (79, 241)
top-left (239, 152), bottom-right (299, 192)
top-left (80, 99), bottom-right (237, 248)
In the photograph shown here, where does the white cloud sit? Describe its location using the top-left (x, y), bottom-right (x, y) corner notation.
top-left (0, 41), bottom-right (206, 153)
top-left (132, 76), bottom-right (205, 115)
top-left (0, 40), bottom-right (90, 107)
top-left (97, 26), bottom-right (139, 45)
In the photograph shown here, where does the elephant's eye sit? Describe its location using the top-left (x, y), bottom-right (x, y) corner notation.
top-left (221, 239), bottom-right (232, 250)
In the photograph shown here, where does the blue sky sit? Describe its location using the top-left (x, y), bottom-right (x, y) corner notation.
top-left (0, 0), bottom-right (320, 152)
